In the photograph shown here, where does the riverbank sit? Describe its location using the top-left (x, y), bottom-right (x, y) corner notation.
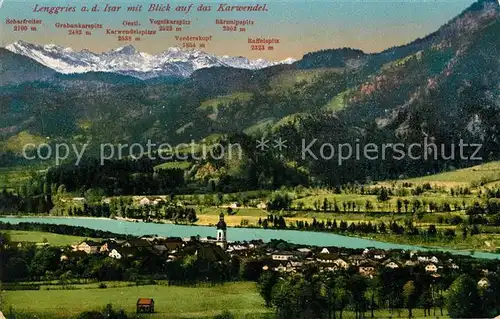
top-left (2, 215), bottom-right (500, 259)
top-left (3, 213), bottom-right (499, 254)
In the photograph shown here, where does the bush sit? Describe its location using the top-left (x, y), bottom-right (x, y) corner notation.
top-left (98, 282), bottom-right (107, 289)
top-left (448, 215), bottom-right (464, 225)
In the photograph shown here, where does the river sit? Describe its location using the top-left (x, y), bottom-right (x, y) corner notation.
top-left (1, 216), bottom-right (499, 259)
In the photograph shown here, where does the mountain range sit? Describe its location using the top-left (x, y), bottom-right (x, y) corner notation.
top-left (0, 0), bottom-right (499, 185)
top-left (5, 41), bottom-right (296, 79)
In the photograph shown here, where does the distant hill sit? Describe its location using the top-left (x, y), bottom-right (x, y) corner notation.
top-left (0, 0), bottom-right (499, 186)
top-left (0, 48), bottom-right (55, 86)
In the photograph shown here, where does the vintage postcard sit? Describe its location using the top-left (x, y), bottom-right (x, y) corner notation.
top-left (1, 0), bottom-right (500, 318)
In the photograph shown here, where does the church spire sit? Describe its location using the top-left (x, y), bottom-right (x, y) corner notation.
top-left (216, 213), bottom-right (227, 249)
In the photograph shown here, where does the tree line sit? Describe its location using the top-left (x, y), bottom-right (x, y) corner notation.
top-left (258, 265), bottom-right (500, 319)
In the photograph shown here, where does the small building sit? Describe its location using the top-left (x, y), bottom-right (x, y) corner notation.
top-left (425, 263), bottom-right (438, 273)
top-left (450, 263), bottom-right (460, 270)
top-left (359, 266), bottom-right (376, 278)
top-left (72, 240), bottom-right (101, 254)
top-left (333, 258), bottom-right (350, 270)
top-left (123, 239), bottom-right (152, 248)
top-left (272, 252), bottom-right (296, 261)
top-left (109, 248), bottom-right (136, 259)
top-left (478, 278), bottom-right (490, 288)
top-left (100, 241), bottom-right (120, 253)
top-left (320, 247), bottom-right (331, 254)
top-left (257, 202), bottom-right (268, 209)
top-left (136, 298), bottom-right (154, 313)
top-left (229, 202), bottom-right (241, 208)
top-left (109, 249), bottom-right (123, 259)
top-left (384, 261), bottom-right (401, 269)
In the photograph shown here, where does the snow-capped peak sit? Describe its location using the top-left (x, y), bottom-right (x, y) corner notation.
top-left (5, 41), bottom-right (296, 80)
top-left (280, 57), bottom-right (297, 64)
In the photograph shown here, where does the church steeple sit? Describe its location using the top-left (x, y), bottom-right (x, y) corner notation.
top-left (216, 213), bottom-right (227, 249)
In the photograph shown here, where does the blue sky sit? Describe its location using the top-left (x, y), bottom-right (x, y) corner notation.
top-left (0, 0), bottom-right (476, 60)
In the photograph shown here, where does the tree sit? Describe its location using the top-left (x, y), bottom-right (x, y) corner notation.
top-left (446, 275), bottom-right (482, 318)
top-left (272, 277), bottom-right (301, 319)
top-left (402, 280), bottom-right (417, 318)
top-left (397, 199), bottom-right (403, 213)
top-left (420, 289), bottom-right (433, 317)
top-left (323, 198), bottom-right (330, 212)
top-left (322, 274), bottom-right (336, 319)
top-left (377, 188), bottom-right (390, 202)
top-left (427, 224), bottom-right (437, 237)
top-left (267, 192), bottom-right (293, 211)
top-left (349, 274), bottom-right (368, 319)
top-left (335, 275), bottom-right (351, 319)
top-left (258, 271), bottom-right (279, 307)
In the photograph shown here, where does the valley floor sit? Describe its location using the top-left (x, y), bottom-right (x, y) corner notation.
top-left (0, 281), bottom-right (449, 319)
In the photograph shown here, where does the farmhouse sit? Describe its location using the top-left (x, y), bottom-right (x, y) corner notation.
top-left (100, 240), bottom-right (120, 252)
top-left (136, 298), bottom-right (154, 313)
top-left (359, 265), bottom-right (376, 278)
top-left (478, 278), bottom-right (490, 288)
top-left (272, 251), bottom-right (296, 261)
top-left (72, 240), bottom-right (101, 254)
top-left (425, 263), bottom-right (438, 273)
top-left (257, 201), bottom-right (268, 209)
top-left (333, 258), bottom-right (350, 270)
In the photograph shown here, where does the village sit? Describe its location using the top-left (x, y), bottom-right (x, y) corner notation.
top-left (63, 213), bottom-right (491, 289)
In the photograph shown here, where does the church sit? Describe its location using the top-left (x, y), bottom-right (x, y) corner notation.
top-left (215, 212), bottom-right (227, 249)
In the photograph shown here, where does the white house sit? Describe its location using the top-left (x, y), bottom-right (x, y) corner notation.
top-left (139, 197), bottom-right (151, 206)
top-left (109, 249), bottom-right (123, 259)
top-left (430, 256), bottom-right (439, 264)
top-left (272, 252), bottom-right (295, 261)
top-left (230, 202), bottom-right (241, 208)
top-left (320, 247), bottom-right (330, 254)
top-left (374, 253), bottom-right (386, 260)
top-left (478, 278), bottom-right (490, 288)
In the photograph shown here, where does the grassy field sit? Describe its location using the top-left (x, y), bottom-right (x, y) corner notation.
top-left (0, 166), bottom-right (44, 192)
top-left (154, 161), bottom-right (192, 171)
top-left (389, 161), bottom-right (500, 187)
top-left (268, 68), bottom-right (342, 91)
top-left (370, 232), bottom-right (500, 252)
top-left (4, 230), bottom-right (93, 246)
top-left (1, 282), bottom-right (271, 319)
top-left (292, 193), bottom-right (473, 213)
top-left (0, 281), bottom-right (449, 319)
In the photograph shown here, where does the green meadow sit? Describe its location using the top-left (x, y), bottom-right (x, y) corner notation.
top-left (0, 281), bottom-right (449, 319)
top-left (4, 230), bottom-right (93, 246)
top-left (1, 282), bottom-right (271, 319)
